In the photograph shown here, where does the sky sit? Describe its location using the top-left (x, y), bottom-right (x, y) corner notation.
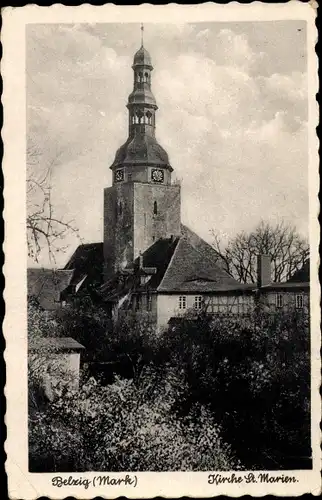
top-left (26, 21), bottom-right (308, 268)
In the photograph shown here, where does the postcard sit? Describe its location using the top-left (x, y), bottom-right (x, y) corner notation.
top-left (3, 2), bottom-right (320, 498)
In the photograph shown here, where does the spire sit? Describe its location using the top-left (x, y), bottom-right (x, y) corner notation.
top-left (110, 38), bottom-right (172, 173)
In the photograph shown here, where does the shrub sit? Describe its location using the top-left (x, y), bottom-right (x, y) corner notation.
top-left (164, 309), bottom-right (310, 469)
top-left (29, 366), bottom-right (241, 472)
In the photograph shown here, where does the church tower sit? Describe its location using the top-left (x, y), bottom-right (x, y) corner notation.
top-left (104, 30), bottom-right (181, 276)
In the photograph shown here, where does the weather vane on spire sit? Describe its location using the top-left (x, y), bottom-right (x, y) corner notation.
top-left (141, 23), bottom-right (144, 47)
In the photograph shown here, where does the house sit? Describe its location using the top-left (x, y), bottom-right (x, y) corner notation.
top-left (256, 255), bottom-right (310, 314)
top-left (98, 229), bottom-right (255, 329)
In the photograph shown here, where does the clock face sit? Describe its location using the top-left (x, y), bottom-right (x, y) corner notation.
top-left (115, 169), bottom-right (124, 182)
top-left (151, 168), bottom-right (164, 183)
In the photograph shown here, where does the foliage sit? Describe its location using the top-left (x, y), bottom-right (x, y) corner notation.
top-left (212, 220), bottom-right (309, 283)
top-left (164, 309), bottom-right (310, 469)
top-left (27, 298), bottom-right (58, 338)
top-left (55, 294), bottom-right (113, 362)
top-left (28, 293), bottom-right (310, 471)
top-left (29, 366), bottom-right (241, 472)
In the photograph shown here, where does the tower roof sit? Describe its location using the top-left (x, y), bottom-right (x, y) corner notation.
top-left (110, 35), bottom-right (172, 172)
top-left (111, 133), bottom-right (172, 170)
top-left (133, 46), bottom-right (153, 68)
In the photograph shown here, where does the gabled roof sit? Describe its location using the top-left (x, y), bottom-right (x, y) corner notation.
top-left (27, 268), bottom-right (74, 310)
top-left (157, 236), bottom-right (239, 293)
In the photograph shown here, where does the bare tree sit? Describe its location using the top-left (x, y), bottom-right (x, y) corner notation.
top-left (212, 220), bottom-right (309, 284)
top-left (27, 140), bottom-right (79, 263)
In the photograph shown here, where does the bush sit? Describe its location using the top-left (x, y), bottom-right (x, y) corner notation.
top-left (164, 309), bottom-right (310, 469)
top-left (29, 366), bottom-right (241, 472)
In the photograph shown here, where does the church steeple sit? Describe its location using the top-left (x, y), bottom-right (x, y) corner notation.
top-left (104, 30), bottom-right (181, 276)
top-left (110, 28), bottom-right (173, 181)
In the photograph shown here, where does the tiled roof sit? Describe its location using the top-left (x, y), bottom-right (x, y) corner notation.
top-left (27, 268), bottom-right (74, 310)
top-left (99, 237), bottom-right (179, 301)
top-left (63, 242), bottom-right (104, 291)
top-left (28, 337), bottom-right (85, 352)
top-left (134, 236), bottom-right (179, 289)
top-left (180, 224), bottom-right (227, 269)
top-left (158, 236), bottom-right (240, 292)
top-left (286, 259), bottom-right (310, 283)
top-left (99, 229), bottom-right (242, 300)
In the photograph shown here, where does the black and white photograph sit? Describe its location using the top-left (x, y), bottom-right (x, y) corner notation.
top-left (3, 3), bottom-right (320, 498)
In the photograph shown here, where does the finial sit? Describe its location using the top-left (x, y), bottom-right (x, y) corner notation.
top-left (141, 23), bottom-right (144, 47)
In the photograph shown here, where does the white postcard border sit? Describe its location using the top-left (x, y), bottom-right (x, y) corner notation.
top-left (3, 2), bottom-right (321, 498)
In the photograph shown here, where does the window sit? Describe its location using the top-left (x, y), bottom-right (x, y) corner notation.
top-left (275, 293), bottom-right (283, 308)
top-left (146, 110), bottom-right (152, 125)
top-left (136, 110), bottom-right (143, 123)
top-left (118, 201), bottom-right (123, 216)
top-left (296, 294), bottom-right (304, 309)
top-left (194, 296), bottom-right (203, 310)
top-left (135, 295), bottom-right (142, 311)
top-left (147, 294), bottom-right (152, 311)
top-left (153, 201), bottom-right (158, 216)
top-left (127, 172), bottom-right (132, 181)
top-left (179, 296), bottom-right (186, 310)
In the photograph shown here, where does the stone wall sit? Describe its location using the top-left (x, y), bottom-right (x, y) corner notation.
top-left (104, 181), bottom-right (180, 278)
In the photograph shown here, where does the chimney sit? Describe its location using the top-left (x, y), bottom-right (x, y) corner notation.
top-left (257, 254), bottom-right (271, 288)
